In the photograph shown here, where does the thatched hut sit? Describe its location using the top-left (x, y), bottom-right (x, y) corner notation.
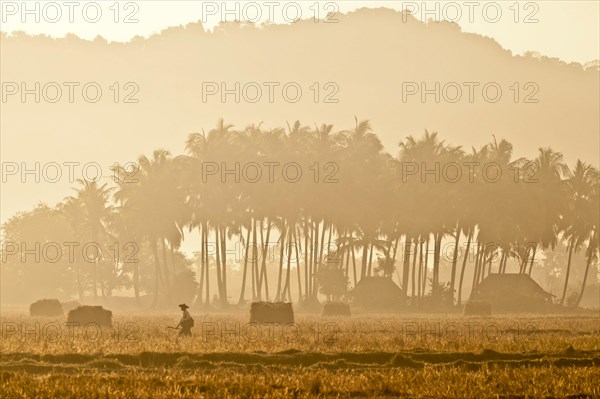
top-left (350, 276), bottom-right (403, 310)
top-left (469, 274), bottom-right (553, 312)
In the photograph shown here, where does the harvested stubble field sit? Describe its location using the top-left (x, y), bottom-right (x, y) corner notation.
top-left (1, 312), bottom-right (599, 398)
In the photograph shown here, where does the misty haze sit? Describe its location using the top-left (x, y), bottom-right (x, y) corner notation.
top-left (1, 2), bottom-right (599, 398)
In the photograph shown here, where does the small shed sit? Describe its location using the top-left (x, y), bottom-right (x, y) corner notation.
top-left (350, 276), bottom-right (403, 310)
top-left (469, 274), bottom-right (553, 312)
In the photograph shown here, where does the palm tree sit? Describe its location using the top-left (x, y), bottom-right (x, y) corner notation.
top-left (63, 179), bottom-right (114, 300)
top-left (561, 160), bottom-right (599, 305)
top-left (576, 162), bottom-right (599, 306)
top-left (113, 149), bottom-right (184, 306)
top-left (527, 148), bottom-right (569, 276)
top-left (398, 130), bottom-right (462, 299)
top-left (184, 119), bottom-right (238, 306)
top-left (13, 118), bottom-right (600, 311)
top-left (60, 197), bottom-right (86, 300)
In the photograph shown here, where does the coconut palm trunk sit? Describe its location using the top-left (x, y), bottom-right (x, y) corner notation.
top-left (576, 229), bottom-right (598, 307)
top-left (251, 219), bottom-right (258, 301)
top-left (559, 237), bottom-right (576, 306)
top-left (283, 227), bottom-right (294, 302)
top-left (151, 238), bottom-right (161, 306)
top-left (195, 226), bottom-right (205, 307)
top-left (315, 221), bottom-right (327, 290)
top-left (312, 221), bottom-right (320, 297)
top-left (471, 243), bottom-right (482, 293)
top-left (422, 237), bottom-right (430, 295)
top-left (214, 228), bottom-right (223, 305)
top-left (326, 223), bottom-right (333, 261)
top-left (519, 247), bottom-right (530, 274)
top-left (498, 251), bottom-right (504, 274)
top-left (294, 230), bottom-right (302, 303)
top-left (367, 243), bottom-right (374, 277)
top-left (527, 244), bottom-right (538, 276)
top-left (304, 221), bottom-right (310, 302)
top-left (457, 229), bottom-right (473, 305)
top-left (432, 233), bottom-right (442, 295)
top-left (307, 222), bottom-right (314, 297)
top-left (449, 225), bottom-right (461, 302)
top-left (204, 226), bottom-right (210, 305)
top-left (220, 226), bottom-right (228, 305)
top-left (402, 237), bottom-right (411, 295)
top-left (132, 262), bottom-right (140, 302)
top-left (258, 219), bottom-right (272, 301)
top-left (360, 243), bottom-right (368, 281)
top-left (411, 240), bottom-right (418, 299)
top-left (391, 237), bottom-right (400, 267)
top-left (417, 239), bottom-right (424, 298)
top-left (351, 245), bottom-right (357, 286)
top-left (486, 249), bottom-right (493, 277)
top-left (344, 242), bottom-right (351, 278)
top-left (276, 223), bottom-right (286, 301)
top-left (238, 226), bottom-right (251, 304)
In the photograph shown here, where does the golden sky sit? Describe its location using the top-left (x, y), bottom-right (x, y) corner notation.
top-left (1, 1), bottom-right (598, 227)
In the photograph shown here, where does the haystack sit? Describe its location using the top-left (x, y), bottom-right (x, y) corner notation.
top-left (29, 299), bottom-right (64, 317)
top-left (322, 302), bottom-right (351, 317)
top-left (61, 300), bottom-right (81, 313)
top-left (350, 276), bottom-right (403, 310)
top-left (469, 274), bottom-right (553, 312)
top-left (464, 301), bottom-right (492, 316)
top-left (67, 305), bottom-right (112, 327)
top-left (250, 302), bottom-right (294, 324)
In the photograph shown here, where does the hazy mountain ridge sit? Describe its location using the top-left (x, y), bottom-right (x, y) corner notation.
top-left (2, 8), bottom-right (598, 68)
top-left (1, 7), bottom-right (598, 218)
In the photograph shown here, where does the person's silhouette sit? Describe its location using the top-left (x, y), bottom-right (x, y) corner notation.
top-left (177, 303), bottom-right (194, 337)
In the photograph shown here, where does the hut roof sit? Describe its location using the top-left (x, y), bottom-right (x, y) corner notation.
top-left (470, 274), bottom-right (553, 311)
top-left (350, 276), bottom-right (403, 309)
top-left (352, 276), bottom-right (402, 295)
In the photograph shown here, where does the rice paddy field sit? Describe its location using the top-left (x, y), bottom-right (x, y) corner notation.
top-left (1, 311), bottom-right (599, 398)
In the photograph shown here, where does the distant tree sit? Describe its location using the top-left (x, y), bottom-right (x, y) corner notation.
top-left (2, 119), bottom-right (598, 310)
top-left (317, 256), bottom-right (349, 302)
top-left (375, 255), bottom-right (395, 278)
top-left (1, 204), bottom-right (78, 303)
top-left (63, 179), bottom-right (115, 299)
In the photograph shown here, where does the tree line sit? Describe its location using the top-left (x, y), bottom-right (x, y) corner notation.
top-left (2, 119), bottom-right (598, 308)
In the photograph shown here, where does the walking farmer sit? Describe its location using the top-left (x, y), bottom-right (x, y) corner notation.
top-left (177, 303), bottom-right (194, 337)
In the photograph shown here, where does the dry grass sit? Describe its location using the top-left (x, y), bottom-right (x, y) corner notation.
top-left (3, 366), bottom-right (599, 398)
top-left (1, 312), bottom-right (598, 398)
